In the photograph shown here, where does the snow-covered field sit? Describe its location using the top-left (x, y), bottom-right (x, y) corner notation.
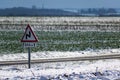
top-left (0, 17), bottom-right (120, 31)
top-left (0, 48), bottom-right (120, 61)
top-left (0, 49), bottom-right (120, 80)
top-left (0, 17), bottom-right (120, 79)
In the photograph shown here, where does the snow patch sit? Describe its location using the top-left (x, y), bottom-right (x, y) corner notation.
top-left (0, 49), bottom-right (120, 79)
top-left (0, 48), bottom-right (120, 61)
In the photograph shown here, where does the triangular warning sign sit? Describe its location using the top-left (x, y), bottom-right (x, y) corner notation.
top-left (21, 24), bottom-right (38, 42)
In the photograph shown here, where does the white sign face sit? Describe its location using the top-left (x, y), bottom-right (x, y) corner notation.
top-left (21, 24), bottom-right (38, 42)
top-left (23, 42), bottom-right (36, 48)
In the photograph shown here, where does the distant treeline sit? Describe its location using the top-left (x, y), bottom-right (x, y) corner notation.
top-left (0, 7), bottom-right (77, 16)
top-left (79, 8), bottom-right (118, 16)
top-left (0, 7), bottom-right (119, 16)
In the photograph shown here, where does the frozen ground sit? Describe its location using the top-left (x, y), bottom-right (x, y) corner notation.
top-left (0, 48), bottom-right (120, 61)
top-left (0, 49), bottom-right (120, 80)
top-left (0, 17), bottom-right (120, 31)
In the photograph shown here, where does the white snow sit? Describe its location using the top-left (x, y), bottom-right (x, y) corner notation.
top-left (0, 48), bottom-right (120, 61)
top-left (0, 17), bottom-right (120, 31)
top-left (0, 48), bottom-right (120, 80)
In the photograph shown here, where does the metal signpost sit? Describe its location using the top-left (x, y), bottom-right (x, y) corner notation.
top-left (21, 24), bottom-right (38, 68)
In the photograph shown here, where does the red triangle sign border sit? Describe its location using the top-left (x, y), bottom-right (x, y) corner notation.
top-left (21, 24), bottom-right (38, 42)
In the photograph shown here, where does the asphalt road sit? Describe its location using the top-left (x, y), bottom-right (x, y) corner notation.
top-left (0, 54), bottom-right (120, 65)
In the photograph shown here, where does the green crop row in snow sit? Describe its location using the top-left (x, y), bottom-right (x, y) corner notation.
top-left (0, 31), bottom-right (120, 54)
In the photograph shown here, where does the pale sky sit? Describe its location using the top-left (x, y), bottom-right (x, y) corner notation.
top-left (0, 0), bottom-right (120, 9)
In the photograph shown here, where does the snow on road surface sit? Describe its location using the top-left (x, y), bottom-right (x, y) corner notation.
top-left (0, 49), bottom-right (120, 80)
top-left (0, 48), bottom-right (120, 61)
